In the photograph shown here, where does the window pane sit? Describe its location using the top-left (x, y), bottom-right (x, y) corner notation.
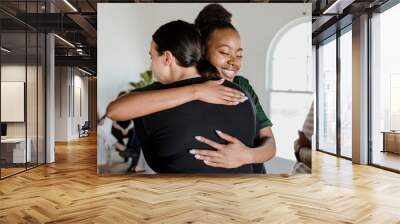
top-left (371, 3), bottom-right (400, 171)
top-left (266, 20), bottom-right (313, 174)
top-left (271, 22), bottom-right (312, 92)
top-left (318, 38), bottom-right (337, 154)
top-left (340, 30), bottom-right (352, 158)
top-left (38, 33), bottom-right (46, 165)
top-left (27, 31), bottom-right (38, 169)
top-left (1, 31), bottom-right (28, 177)
top-left (270, 92), bottom-right (313, 161)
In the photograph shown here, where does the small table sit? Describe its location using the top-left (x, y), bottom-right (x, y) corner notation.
top-left (381, 131), bottom-right (400, 154)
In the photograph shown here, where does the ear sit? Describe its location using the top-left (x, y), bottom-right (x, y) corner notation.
top-left (163, 51), bottom-right (175, 66)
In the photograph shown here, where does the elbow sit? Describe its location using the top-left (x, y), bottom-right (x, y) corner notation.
top-left (272, 138), bottom-right (276, 158)
top-left (271, 146), bottom-right (277, 158)
top-left (106, 102), bottom-right (117, 120)
top-left (270, 137), bottom-right (277, 159)
top-left (106, 100), bottom-right (138, 121)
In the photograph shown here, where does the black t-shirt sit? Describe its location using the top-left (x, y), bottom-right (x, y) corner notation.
top-left (134, 77), bottom-right (257, 173)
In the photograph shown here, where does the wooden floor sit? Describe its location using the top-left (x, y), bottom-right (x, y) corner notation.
top-left (1, 167), bottom-right (26, 178)
top-left (1, 135), bottom-right (400, 223)
top-left (1, 163), bottom-right (45, 178)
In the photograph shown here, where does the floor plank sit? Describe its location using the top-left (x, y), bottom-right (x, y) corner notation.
top-left (0, 135), bottom-right (399, 223)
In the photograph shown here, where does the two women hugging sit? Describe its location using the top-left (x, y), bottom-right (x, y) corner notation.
top-left (107, 4), bottom-right (276, 174)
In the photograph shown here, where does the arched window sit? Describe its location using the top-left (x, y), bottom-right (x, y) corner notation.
top-left (265, 17), bottom-right (313, 164)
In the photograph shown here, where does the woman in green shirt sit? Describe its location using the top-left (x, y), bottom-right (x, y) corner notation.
top-left (107, 4), bottom-right (276, 172)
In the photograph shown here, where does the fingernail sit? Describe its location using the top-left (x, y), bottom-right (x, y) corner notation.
top-left (204, 160), bottom-right (209, 164)
top-left (215, 130), bottom-right (222, 134)
top-left (195, 136), bottom-right (201, 141)
top-left (189, 149), bottom-right (195, 154)
top-left (241, 92), bottom-right (245, 96)
top-left (195, 155), bottom-right (201, 159)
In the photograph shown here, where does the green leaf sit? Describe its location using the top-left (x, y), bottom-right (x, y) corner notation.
top-left (130, 70), bottom-right (153, 90)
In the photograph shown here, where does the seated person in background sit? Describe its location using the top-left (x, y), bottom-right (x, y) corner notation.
top-left (107, 20), bottom-right (257, 173)
top-left (121, 132), bottom-right (143, 173)
top-left (292, 102), bottom-right (313, 174)
top-left (111, 92), bottom-right (134, 153)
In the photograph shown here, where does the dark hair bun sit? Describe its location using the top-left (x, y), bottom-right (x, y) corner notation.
top-left (194, 4), bottom-right (236, 48)
top-left (194, 3), bottom-right (232, 31)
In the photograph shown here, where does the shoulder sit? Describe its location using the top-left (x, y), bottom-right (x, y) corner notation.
top-left (233, 75), bottom-right (255, 94)
top-left (233, 75), bottom-right (253, 94)
top-left (233, 75), bottom-right (250, 85)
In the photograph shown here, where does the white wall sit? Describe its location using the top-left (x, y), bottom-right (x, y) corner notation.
top-left (1, 66), bottom-right (26, 129)
top-left (1, 65), bottom-right (26, 146)
top-left (55, 67), bottom-right (68, 141)
top-left (54, 67), bottom-right (89, 141)
top-left (72, 73), bottom-right (89, 138)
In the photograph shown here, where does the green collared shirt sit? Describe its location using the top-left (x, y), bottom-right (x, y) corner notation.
top-left (233, 75), bottom-right (273, 130)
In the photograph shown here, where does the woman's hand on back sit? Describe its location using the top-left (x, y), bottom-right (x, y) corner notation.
top-left (190, 130), bottom-right (254, 168)
top-left (193, 79), bottom-right (247, 105)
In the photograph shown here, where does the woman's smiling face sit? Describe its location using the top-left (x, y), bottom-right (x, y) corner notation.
top-left (206, 28), bottom-right (243, 81)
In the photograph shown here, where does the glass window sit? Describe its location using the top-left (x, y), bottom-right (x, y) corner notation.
top-left (339, 29), bottom-right (352, 158)
top-left (27, 30), bottom-right (38, 169)
top-left (38, 32), bottom-right (46, 165)
top-left (1, 31), bottom-right (28, 178)
top-left (317, 36), bottom-right (337, 155)
top-left (266, 19), bottom-right (313, 173)
top-left (0, 2), bottom-right (46, 179)
top-left (371, 3), bottom-right (400, 171)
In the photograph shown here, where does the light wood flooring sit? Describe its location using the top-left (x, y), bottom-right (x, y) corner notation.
top-left (0, 135), bottom-right (399, 223)
top-left (1, 167), bottom-right (26, 178)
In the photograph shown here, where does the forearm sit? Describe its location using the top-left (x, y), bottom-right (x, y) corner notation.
top-left (246, 136), bottom-right (276, 164)
top-left (107, 86), bottom-right (197, 121)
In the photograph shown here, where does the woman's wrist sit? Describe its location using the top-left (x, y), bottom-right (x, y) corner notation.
top-left (191, 84), bottom-right (202, 101)
top-left (243, 147), bottom-right (255, 165)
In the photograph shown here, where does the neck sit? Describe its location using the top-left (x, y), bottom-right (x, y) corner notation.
top-left (173, 66), bottom-right (201, 81)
